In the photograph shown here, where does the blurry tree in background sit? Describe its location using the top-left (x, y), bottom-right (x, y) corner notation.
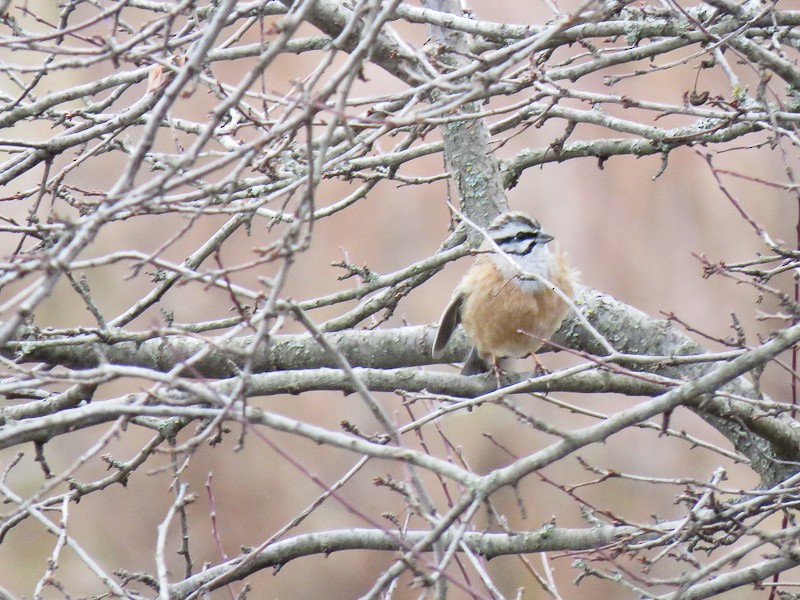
top-left (3, 0), bottom-right (800, 598)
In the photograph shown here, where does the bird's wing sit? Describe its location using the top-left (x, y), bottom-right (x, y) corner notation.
top-left (432, 293), bottom-right (464, 355)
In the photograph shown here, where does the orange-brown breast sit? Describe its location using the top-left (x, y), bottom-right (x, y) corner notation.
top-left (457, 249), bottom-right (576, 360)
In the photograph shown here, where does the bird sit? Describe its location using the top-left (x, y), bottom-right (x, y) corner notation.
top-left (432, 211), bottom-right (578, 375)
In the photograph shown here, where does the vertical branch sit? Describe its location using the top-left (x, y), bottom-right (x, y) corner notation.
top-left (421, 0), bottom-right (508, 230)
top-left (793, 188), bottom-right (800, 420)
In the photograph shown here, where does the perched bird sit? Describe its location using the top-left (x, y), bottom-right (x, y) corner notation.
top-left (433, 211), bottom-right (577, 375)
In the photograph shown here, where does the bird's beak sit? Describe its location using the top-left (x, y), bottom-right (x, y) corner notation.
top-left (537, 232), bottom-right (554, 244)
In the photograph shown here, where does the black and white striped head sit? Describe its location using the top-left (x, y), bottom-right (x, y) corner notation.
top-left (487, 211), bottom-right (554, 256)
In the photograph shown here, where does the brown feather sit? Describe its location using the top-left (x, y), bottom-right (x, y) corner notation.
top-left (433, 293), bottom-right (464, 355)
top-left (456, 247), bottom-right (576, 365)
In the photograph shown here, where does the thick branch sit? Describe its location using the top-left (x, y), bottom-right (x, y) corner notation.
top-left (166, 524), bottom-right (639, 598)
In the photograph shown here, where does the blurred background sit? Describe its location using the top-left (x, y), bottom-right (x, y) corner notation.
top-left (1, 0), bottom-right (797, 598)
